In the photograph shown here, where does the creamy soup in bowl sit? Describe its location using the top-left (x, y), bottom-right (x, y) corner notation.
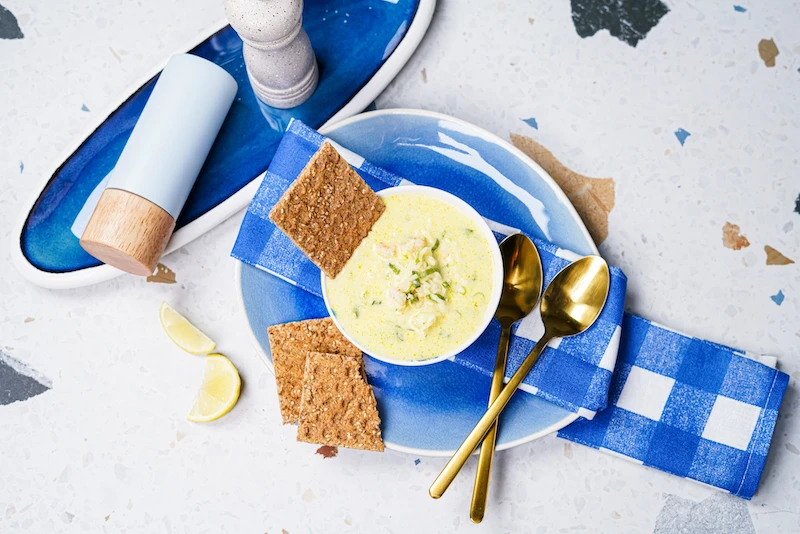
top-left (321, 185), bottom-right (503, 366)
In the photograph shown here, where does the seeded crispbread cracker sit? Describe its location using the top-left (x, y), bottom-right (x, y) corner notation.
top-left (297, 351), bottom-right (384, 452)
top-left (268, 142), bottom-right (385, 279)
top-left (267, 318), bottom-right (361, 424)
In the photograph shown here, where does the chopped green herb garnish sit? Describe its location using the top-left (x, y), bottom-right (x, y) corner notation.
top-left (442, 281), bottom-right (450, 289)
top-left (426, 294), bottom-right (435, 302)
top-left (353, 307), bottom-right (360, 318)
top-left (389, 263), bottom-right (400, 275)
top-left (419, 267), bottom-right (439, 278)
top-left (409, 295), bottom-right (419, 304)
top-left (431, 238), bottom-right (440, 251)
top-left (371, 300), bottom-right (382, 305)
top-left (434, 293), bottom-right (446, 301)
top-left (465, 228), bottom-right (474, 234)
top-left (412, 278), bottom-right (421, 288)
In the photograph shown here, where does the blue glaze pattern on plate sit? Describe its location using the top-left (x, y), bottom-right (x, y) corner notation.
top-left (21, 0), bottom-right (419, 273)
top-left (238, 110), bottom-right (598, 454)
top-left (325, 113), bottom-right (595, 255)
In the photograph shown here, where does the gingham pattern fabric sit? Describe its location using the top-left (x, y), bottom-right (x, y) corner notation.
top-left (558, 314), bottom-right (789, 499)
top-left (231, 119), bottom-right (628, 418)
top-left (231, 120), bottom-right (789, 498)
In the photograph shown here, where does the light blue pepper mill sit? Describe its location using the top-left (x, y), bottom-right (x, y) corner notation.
top-left (80, 54), bottom-right (237, 276)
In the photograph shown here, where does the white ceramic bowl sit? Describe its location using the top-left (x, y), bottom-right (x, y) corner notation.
top-left (320, 185), bottom-right (504, 366)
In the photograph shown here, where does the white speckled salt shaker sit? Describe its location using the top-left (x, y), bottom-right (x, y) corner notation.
top-left (225, 0), bottom-right (318, 109)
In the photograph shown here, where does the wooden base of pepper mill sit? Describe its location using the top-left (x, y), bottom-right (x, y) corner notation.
top-left (80, 188), bottom-right (176, 276)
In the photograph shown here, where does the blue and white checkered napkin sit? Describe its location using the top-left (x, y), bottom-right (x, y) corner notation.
top-left (231, 120), bottom-right (789, 499)
top-left (558, 314), bottom-right (789, 499)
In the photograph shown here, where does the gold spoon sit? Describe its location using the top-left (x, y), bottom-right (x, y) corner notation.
top-left (430, 255), bottom-right (611, 499)
top-left (470, 234), bottom-right (543, 523)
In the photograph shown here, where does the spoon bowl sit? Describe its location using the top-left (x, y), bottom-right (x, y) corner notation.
top-left (540, 255), bottom-right (610, 337)
top-left (495, 234), bottom-right (543, 326)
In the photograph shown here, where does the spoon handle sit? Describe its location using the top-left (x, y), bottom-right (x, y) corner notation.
top-left (430, 333), bottom-right (553, 499)
top-left (469, 324), bottom-right (512, 522)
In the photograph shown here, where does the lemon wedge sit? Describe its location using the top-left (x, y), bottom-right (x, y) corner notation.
top-left (159, 302), bottom-right (216, 354)
top-left (187, 354), bottom-right (241, 422)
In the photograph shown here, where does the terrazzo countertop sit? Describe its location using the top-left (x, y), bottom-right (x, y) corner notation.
top-left (1, 0), bottom-right (798, 532)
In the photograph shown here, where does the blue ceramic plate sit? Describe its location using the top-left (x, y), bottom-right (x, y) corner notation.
top-left (236, 109), bottom-right (598, 456)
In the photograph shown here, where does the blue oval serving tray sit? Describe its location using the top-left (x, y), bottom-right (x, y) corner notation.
top-left (12, 0), bottom-right (434, 288)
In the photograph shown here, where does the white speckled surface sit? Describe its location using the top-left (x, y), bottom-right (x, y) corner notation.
top-left (1, 0), bottom-right (798, 532)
